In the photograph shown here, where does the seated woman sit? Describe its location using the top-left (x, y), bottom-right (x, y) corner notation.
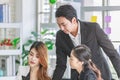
top-left (69, 44), bottom-right (103, 80)
top-left (16, 41), bottom-right (51, 80)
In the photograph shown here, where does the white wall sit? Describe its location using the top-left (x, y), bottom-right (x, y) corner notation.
top-left (15, 0), bottom-right (22, 22)
top-left (22, 0), bottom-right (37, 43)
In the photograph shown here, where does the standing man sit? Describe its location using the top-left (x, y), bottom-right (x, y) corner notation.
top-left (52, 4), bottom-right (120, 80)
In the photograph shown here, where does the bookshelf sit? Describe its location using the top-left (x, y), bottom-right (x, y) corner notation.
top-left (0, 0), bottom-right (22, 78)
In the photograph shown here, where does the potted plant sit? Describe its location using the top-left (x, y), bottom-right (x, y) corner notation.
top-left (16, 29), bottom-right (56, 66)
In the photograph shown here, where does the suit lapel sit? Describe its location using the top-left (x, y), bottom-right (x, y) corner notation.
top-left (65, 34), bottom-right (74, 48)
top-left (79, 20), bottom-right (87, 44)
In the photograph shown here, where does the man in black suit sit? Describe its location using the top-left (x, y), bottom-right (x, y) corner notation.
top-left (52, 4), bottom-right (120, 80)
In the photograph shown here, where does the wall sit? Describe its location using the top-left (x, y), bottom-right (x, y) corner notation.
top-left (22, 0), bottom-right (37, 43)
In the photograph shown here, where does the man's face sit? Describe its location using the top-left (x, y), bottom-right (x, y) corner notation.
top-left (56, 17), bottom-right (76, 34)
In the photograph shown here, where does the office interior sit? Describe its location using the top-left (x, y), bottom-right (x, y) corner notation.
top-left (0, 0), bottom-right (120, 80)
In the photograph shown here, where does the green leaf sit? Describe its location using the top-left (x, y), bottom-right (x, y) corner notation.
top-left (45, 41), bottom-right (54, 50)
top-left (50, 32), bottom-right (55, 35)
top-left (11, 37), bottom-right (20, 48)
top-left (24, 40), bottom-right (34, 46)
top-left (49, 0), bottom-right (57, 4)
top-left (22, 50), bottom-right (29, 59)
top-left (31, 31), bottom-right (39, 37)
top-left (41, 29), bottom-right (48, 34)
top-left (22, 59), bottom-right (28, 66)
top-left (15, 59), bottom-right (20, 64)
top-left (22, 45), bottom-right (25, 51)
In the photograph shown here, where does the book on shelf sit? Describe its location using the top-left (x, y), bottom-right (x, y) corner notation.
top-left (0, 4), bottom-right (3, 22)
top-left (0, 4), bottom-right (9, 23)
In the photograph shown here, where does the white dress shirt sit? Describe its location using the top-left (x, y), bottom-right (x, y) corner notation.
top-left (69, 21), bottom-right (81, 46)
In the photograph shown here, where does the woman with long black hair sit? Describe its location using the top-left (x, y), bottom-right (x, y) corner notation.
top-left (69, 44), bottom-right (103, 80)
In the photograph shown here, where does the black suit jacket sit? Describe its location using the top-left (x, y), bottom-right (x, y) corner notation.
top-left (52, 20), bottom-right (120, 80)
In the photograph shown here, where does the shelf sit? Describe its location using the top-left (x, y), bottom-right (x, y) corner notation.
top-left (0, 23), bottom-right (22, 28)
top-left (0, 23), bottom-right (22, 55)
top-left (0, 50), bottom-right (22, 55)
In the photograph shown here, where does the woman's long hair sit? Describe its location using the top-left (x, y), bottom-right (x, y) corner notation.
top-left (30, 41), bottom-right (51, 80)
top-left (89, 60), bottom-right (102, 80)
top-left (72, 44), bottom-right (102, 80)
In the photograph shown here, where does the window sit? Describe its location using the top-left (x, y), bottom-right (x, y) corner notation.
top-left (82, 0), bottom-right (120, 79)
top-left (109, 0), bottom-right (120, 6)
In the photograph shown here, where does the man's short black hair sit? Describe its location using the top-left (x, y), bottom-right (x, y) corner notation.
top-left (55, 4), bottom-right (77, 22)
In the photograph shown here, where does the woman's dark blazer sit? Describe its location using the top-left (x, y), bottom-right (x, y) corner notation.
top-left (78, 68), bottom-right (97, 80)
top-left (52, 20), bottom-right (120, 80)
